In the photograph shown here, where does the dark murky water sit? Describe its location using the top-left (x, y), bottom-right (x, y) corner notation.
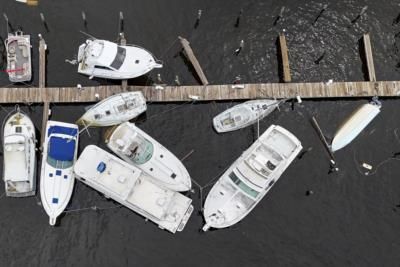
top-left (0, 0), bottom-right (400, 266)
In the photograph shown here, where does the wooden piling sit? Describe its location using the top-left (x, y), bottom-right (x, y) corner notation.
top-left (279, 33), bottom-right (291, 83)
top-left (363, 33), bottom-right (376, 82)
top-left (178, 36), bottom-right (209, 85)
top-left (39, 35), bottom-right (49, 148)
top-left (119, 33), bottom-right (128, 90)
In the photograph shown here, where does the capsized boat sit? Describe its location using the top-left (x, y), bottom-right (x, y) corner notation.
top-left (5, 31), bottom-right (32, 82)
top-left (331, 98), bottom-right (381, 152)
top-left (40, 121), bottom-right (79, 226)
top-left (202, 125), bottom-right (302, 231)
top-left (76, 91), bottom-right (147, 127)
top-left (77, 39), bottom-right (162, 80)
top-left (105, 122), bottom-right (191, 192)
top-left (2, 109), bottom-right (36, 197)
top-left (74, 145), bottom-right (193, 233)
top-left (213, 99), bottom-right (280, 133)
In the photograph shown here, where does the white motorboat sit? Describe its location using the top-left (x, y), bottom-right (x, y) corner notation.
top-left (213, 99), bottom-right (280, 133)
top-left (76, 91), bottom-right (147, 127)
top-left (331, 98), bottom-right (381, 152)
top-left (5, 31), bottom-right (32, 82)
top-left (74, 145), bottom-right (193, 233)
top-left (202, 125), bottom-right (302, 231)
top-left (77, 39), bottom-right (162, 80)
top-left (40, 121), bottom-right (79, 226)
top-left (2, 109), bottom-right (36, 197)
top-left (105, 122), bottom-right (192, 192)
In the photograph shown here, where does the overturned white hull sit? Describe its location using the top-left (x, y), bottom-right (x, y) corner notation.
top-left (77, 39), bottom-right (162, 80)
top-left (106, 122), bottom-right (192, 192)
top-left (40, 121), bottom-right (79, 226)
top-left (213, 99), bottom-right (280, 133)
top-left (76, 92), bottom-right (147, 127)
top-left (331, 101), bottom-right (381, 152)
top-left (203, 125), bottom-right (302, 231)
top-left (5, 31), bottom-right (32, 83)
top-left (2, 110), bottom-right (36, 197)
top-left (74, 145), bottom-right (193, 233)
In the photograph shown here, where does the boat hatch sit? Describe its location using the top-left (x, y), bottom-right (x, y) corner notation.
top-left (94, 114), bottom-right (102, 119)
top-left (97, 162), bottom-right (106, 173)
top-left (15, 126), bottom-right (22, 133)
top-left (105, 110), bottom-right (111, 116)
top-left (222, 117), bottom-right (235, 126)
top-left (171, 173), bottom-right (176, 179)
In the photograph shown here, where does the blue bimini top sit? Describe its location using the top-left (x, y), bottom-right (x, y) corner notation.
top-left (48, 125), bottom-right (78, 137)
top-left (49, 136), bottom-right (76, 161)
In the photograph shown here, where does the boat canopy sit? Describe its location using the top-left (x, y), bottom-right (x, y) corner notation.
top-left (48, 125), bottom-right (78, 137)
top-left (49, 136), bottom-right (75, 161)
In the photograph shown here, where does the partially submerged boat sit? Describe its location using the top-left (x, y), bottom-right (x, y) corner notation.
top-left (5, 31), bottom-right (32, 82)
top-left (202, 125), bottom-right (302, 231)
top-left (331, 98), bottom-right (381, 152)
top-left (40, 121), bottom-right (79, 226)
top-left (213, 99), bottom-right (280, 133)
top-left (74, 145), bottom-right (193, 233)
top-left (2, 109), bottom-right (36, 197)
top-left (76, 91), bottom-right (147, 127)
top-left (105, 122), bottom-right (192, 192)
top-left (77, 39), bottom-right (162, 80)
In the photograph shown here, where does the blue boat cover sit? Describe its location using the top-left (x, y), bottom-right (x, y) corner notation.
top-left (49, 136), bottom-right (76, 161)
top-left (48, 125), bottom-right (78, 137)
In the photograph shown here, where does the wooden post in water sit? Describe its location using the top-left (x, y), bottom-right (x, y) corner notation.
top-left (279, 33), bottom-right (291, 83)
top-left (39, 35), bottom-right (49, 149)
top-left (119, 32), bottom-right (128, 90)
top-left (363, 33), bottom-right (376, 82)
top-left (178, 36), bottom-right (209, 85)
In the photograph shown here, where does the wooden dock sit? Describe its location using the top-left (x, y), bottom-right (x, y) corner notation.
top-left (363, 33), bottom-right (376, 82)
top-left (1, 81), bottom-right (399, 104)
top-left (279, 33), bottom-right (291, 83)
top-left (39, 35), bottom-right (49, 147)
top-left (178, 36), bottom-right (209, 85)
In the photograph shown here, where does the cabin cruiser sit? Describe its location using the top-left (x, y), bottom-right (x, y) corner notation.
top-left (5, 31), bottom-right (32, 82)
top-left (331, 97), bottom-right (381, 152)
top-left (213, 99), bottom-right (280, 133)
top-left (105, 122), bottom-right (191, 192)
top-left (77, 39), bottom-right (162, 80)
top-left (2, 109), bottom-right (36, 197)
top-left (74, 145), bottom-right (193, 233)
top-left (76, 91), bottom-right (147, 127)
top-left (202, 125), bottom-right (302, 231)
top-left (40, 121), bottom-right (79, 226)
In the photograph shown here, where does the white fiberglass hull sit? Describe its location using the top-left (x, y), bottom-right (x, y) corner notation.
top-left (106, 122), bottom-right (192, 192)
top-left (40, 121), bottom-right (79, 226)
top-left (331, 102), bottom-right (381, 152)
top-left (213, 99), bottom-right (279, 133)
top-left (6, 31), bottom-right (32, 83)
top-left (2, 111), bottom-right (36, 197)
top-left (203, 125), bottom-right (302, 230)
top-left (76, 92), bottom-right (147, 127)
top-left (74, 145), bottom-right (193, 233)
top-left (77, 39), bottom-right (162, 80)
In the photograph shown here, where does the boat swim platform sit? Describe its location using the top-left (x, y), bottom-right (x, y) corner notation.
top-left (1, 81), bottom-right (400, 104)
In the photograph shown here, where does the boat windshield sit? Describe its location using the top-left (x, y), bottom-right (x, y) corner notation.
top-left (129, 137), bottom-right (154, 165)
top-left (46, 136), bottom-right (75, 169)
top-left (110, 46), bottom-right (126, 70)
top-left (229, 172), bottom-right (259, 198)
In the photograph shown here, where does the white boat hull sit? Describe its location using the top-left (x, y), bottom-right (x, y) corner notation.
top-left (2, 110), bottom-right (36, 197)
top-left (74, 145), bottom-right (193, 233)
top-left (331, 102), bottom-right (381, 152)
top-left (5, 31), bottom-right (32, 83)
top-left (76, 91), bottom-right (147, 127)
top-left (203, 125), bottom-right (302, 230)
top-left (213, 99), bottom-right (279, 133)
top-left (106, 122), bottom-right (192, 192)
top-left (77, 39), bottom-right (162, 80)
top-left (40, 121), bottom-right (79, 225)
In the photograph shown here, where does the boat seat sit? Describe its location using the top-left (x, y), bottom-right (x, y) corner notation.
top-left (20, 46), bottom-right (29, 58)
